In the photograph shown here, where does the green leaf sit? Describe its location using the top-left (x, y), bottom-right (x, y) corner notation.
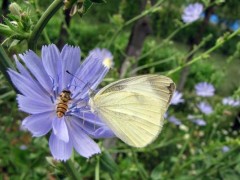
top-left (78, 0), bottom-right (93, 16)
top-left (220, 170), bottom-right (239, 180)
top-left (45, 156), bottom-right (57, 167)
top-left (3, 17), bottom-right (21, 33)
top-left (151, 162), bottom-right (164, 180)
top-left (0, 24), bottom-right (13, 36)
top-left (9, 39), bottom-right (20, 50)
top-left (235, 163), bottom-right (240, 173)
top-left (100, 151), bottom-right (118, 174)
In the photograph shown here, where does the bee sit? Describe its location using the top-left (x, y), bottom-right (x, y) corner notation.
top-left (56, 90), bottom-right (71, 118)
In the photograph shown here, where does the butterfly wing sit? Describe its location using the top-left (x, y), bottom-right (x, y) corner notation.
top-left (90, 75), bottom-right (175, 147)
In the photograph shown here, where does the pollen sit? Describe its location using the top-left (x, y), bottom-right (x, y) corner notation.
top-left (103, 57), bottom-right (113, 68)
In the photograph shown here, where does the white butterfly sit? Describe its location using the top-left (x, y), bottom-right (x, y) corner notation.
top-left (89, 75), bottom-right (175, 147)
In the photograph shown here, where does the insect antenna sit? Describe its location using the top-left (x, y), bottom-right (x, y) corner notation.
top-left (66, 70), bottom-right (98, 130)
top-left (66, 70), bottom-right (95, 97)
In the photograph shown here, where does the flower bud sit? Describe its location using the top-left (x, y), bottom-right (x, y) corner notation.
top-left (9, 3), bottom-right (22, 17)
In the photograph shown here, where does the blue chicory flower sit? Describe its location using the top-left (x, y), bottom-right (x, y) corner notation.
top-left (187, 115), bottom-right (206, 126)
top-left (19, 145), bottom-right (27, 150)
top-left (170, 90), bottom-right (184, 105)
top-left (197, 102), bottom-right (213, 115)
top-left (182, 3), bottom-right (203, 23)
top-left (222, 97), bottom-right (240, 107)
top-left (209, 14), bottom-right (219, 25)
top-left (192, 119), bottom-right (206, 126)
top-left (222, 146), bottom-right (230, 153)
top-left (168, 116), bottom-right (182, 125)
top-left (8, 44), bottom-right (115, 161)
top-left (164, 112), bottom-right (168, 119)
top-left (195, 82), bottom-right (215, 97)
top-left (229, 20), bottom-right (240, 31)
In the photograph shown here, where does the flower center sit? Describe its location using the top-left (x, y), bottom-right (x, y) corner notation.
top-left (102, 57), bottom-right (113, 68)
top-left (56, 90), bottom-right (71, 118)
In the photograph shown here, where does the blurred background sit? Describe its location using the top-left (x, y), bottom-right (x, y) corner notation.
top-left (0, 0), bottom-right (240, 179)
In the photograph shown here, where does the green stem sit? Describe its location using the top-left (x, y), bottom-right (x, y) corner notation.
top-left (28, 0), bottom-right (63, 50)
top-left (95, 156), bottom-right (100, 180)
top-left (168, 139), bottom-right (189, 178)
top-left (130, 56), bottom-right (175, 74)
top-left (43, 29), bottom-right (51, 44)
top-left (0, 45), bottom-right (15, 69)
top-left (207, 121), bottom-right (220, 142)
top-left (0, 24), bottom-right (14, 37)
top-left (137, 23), bottom-right (190, 62)
top-left (63, 160), bottom-right (82, 180)
top-left (132, 150), bottom-right (148, 180)
top-left (108, 137), bottom-right (182, 153)
top-left (166, 28), bottom-right (240, 76)
top-left (184, 34), bottom-right (213, 60)
top-left (196, 146), bottom-right (240, 178)
top-left (0, 90), bottom-right (15, 100)
top-left (107, 0), bottom-right (165, 48)
top-left (0, 45), bottom-right (17, 91)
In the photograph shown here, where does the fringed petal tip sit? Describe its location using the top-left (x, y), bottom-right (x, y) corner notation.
top-left (42, 43), bottom-right (58, 49)
top-left (49, 133), bottom-right (72, 161)
top-left (52, 157), bottom-right (68, 162)
top-left (85, 150), bottom-right (101, 159)
top-left (62, 44), bottom-right (81, 50)
top-left (19, 49), bottom-right (36, 57)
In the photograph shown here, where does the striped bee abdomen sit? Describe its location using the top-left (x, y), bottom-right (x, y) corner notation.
top-left (56, 90), bottom-right (71, 118)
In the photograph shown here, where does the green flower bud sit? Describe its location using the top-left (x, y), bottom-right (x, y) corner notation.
top-left (9, 3), bottom-right (22, 17)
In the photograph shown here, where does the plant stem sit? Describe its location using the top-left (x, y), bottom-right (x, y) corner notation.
top-left (108, 138), bottom-right (182, 153)
top-left (132, 150), bottom-right (148, 180)
top-left (0, 24), bottom-right (14, 37)
top-left (0, 90), bottom-right (15, 100)
top-left (63, 160), bottom-right (82, 180)
top-left (43, 29), bottom-right (51, 44)
top-left (0, 45), bottom-right (17, 91)
top-left (0, 45), bottom-right (15, 69)
top-left (166, 28), bottom-right (240, 76)
top-left (168, 139), bottom-right (189, 178)
top-left (107, 0), bottom-right (165, 48)
top-left (137, 23), bottom-right (190, 62)
top-left (130, 56), bottom-right (175, 75)
top-left (28, 0), bottom-right (63, 50)
top-left (196, 146), bottom-right (240, 178)
top-left (95, 156), bottom-right (100, 180)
